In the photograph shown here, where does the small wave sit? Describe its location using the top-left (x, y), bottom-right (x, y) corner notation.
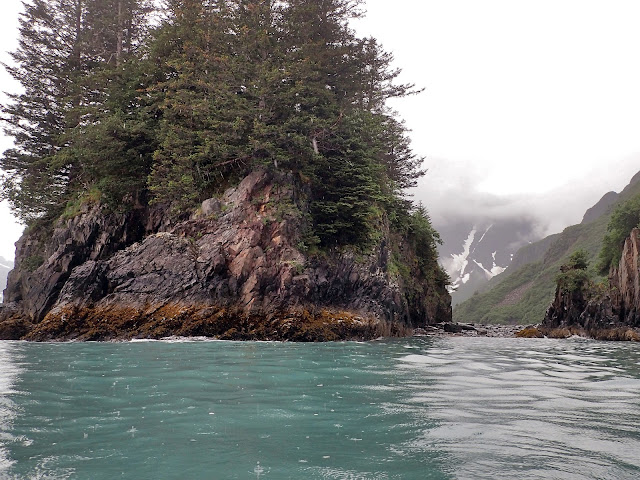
top-left (397, 354), bottom-right (450, 365)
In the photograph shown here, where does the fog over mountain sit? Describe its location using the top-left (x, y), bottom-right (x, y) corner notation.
top-left (437, 217), bottom-right (542, 305)
top-left (415, 155), bottom-right (640, 237)
top-left (414, 155), bottom-right (640, 303)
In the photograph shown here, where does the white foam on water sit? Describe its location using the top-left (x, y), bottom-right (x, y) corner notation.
top-left (397, 354), bottom-right (450, 365)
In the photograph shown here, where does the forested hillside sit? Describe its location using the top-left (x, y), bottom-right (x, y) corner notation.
top-left (0, 0), bottom-right (451, 340)
top-left (1, 0), bottom-right (437, 256)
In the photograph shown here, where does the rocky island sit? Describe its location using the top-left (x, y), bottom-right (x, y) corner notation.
top-left (516, 190), bottom-right (640, 341)
top-left (0, 0), bottom-right (451, 341)
top-left (0, 168), bottom-right (450, 341)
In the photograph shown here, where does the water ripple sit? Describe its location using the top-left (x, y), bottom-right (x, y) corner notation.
top-left (395, 337), bottom-right (640, 479)
top-left (0, 338), bottom-right (637, 479)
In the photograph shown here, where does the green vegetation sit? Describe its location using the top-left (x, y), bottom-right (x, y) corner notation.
top-left (454, 177), bottom-right (640, 325)
top-left (22, 255), bottom-right (44, 273)
top-left (597, 193), bottom-right (640, 273)
top-left (555, 249), bottom-right (591, 294)
top-left (61, 187), bottom-right (102, 220)
top-left (0, 0), bottom-right (443, 280)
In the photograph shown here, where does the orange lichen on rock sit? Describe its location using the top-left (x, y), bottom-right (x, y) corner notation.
top-left (1, 169), bottom-right (451, 342)
top-left (23, 303), bottom-right (411, 342)
top-left (515, 326), bottom-right (544, 338)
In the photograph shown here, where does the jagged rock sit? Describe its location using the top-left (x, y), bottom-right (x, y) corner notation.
top-left (540, 228), bottom-right (640, 340)
top-left (0, 169), bottom-right (451, 341)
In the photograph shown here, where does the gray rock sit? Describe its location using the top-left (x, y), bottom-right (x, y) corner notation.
top-left (0, 169), bottom-right (451, 340)
top-left (201, 198), bottom-right (222, 216)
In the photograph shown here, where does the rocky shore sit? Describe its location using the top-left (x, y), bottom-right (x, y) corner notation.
top-left (415, 323), bottom-right (526, 338)
top-left (0, 169), bottom-right (451, 341)
top-left (522, 228), bottom-right (640, 342)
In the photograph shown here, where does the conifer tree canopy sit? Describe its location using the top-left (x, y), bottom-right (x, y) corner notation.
top-left (1, 0), bottom-right (439, 258)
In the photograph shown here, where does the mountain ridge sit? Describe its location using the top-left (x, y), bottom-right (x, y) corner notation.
top-left (454, 170), bottom-right (640, 324)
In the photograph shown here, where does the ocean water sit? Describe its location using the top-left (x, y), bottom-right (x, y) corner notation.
top-left (0, 337), bottom-right (638, 479)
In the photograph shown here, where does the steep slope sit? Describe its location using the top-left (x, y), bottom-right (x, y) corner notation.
top-left (454, 171), bottom-right (640, 324)
top-left (438, 218), bottom-right (542, 305)
top-left (581, 191), bottom-right (618, 224)
top-left (0, 170), bottom-right (451, 341)
top-left (0, 257), bottom-right (14, 303)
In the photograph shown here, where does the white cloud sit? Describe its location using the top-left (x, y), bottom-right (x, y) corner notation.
top-left (1, 1), bottom-right (640, 260)
top-left (355, 0), bottom-right (640, 226)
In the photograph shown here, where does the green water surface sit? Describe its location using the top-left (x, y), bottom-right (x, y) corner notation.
top-left (0, 337), bottom-right (639, 479)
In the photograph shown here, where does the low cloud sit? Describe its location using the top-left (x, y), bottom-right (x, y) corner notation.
top-left (411, 154), bottom-right (640, 241)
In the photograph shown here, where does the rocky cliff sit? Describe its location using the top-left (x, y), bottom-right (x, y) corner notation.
top-left (0, 169), bottom-right (451, 341)
top-left (538, 228), bottom-right (640, 340)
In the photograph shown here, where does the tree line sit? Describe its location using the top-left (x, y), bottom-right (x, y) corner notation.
top-left (1, 0), bottom-right (441, 256)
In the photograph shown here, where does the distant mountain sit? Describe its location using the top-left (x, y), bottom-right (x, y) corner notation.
top-left (438, 218), bottom-right (543, 305)
top-left (454, 170), bottom-right (640, 324)
top-left (0, 257), bottom-right (14, 303)
top-left (581, 191), bottom-right (618, 224)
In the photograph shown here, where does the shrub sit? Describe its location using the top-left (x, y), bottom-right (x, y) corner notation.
top-left (597, 193), bottom-right (640, 273)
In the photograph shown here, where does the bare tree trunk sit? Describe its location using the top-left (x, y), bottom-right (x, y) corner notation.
top-left (74, 0), bottom-right (83, 69)
top-left (116, 0), bottom-right (124, 66)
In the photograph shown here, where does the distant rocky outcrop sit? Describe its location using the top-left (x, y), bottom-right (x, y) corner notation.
top-left (538, 228), bottom-right (640, 341)
top-left (0, 169), bottom-right (451, 341)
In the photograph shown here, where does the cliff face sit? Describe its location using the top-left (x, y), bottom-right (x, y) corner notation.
top-left (540, 228), bottom-right (640, 340)
top-left (0, 169), bottom-right (451, 341)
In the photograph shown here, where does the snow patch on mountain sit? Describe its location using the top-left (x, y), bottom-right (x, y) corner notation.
top-left (473, 259), bottom-right (505, 279)
top-left (477, 224), bottom-right (492, 244)
top-left (447, 227), bottom-right (477, 291)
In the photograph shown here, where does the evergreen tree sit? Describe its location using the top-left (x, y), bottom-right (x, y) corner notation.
top-left (598, 193), bottom-right (640, 273)
top-left (1, 0), bottom-right (86, 221)
top-left (148, 0), bottom-right (254, 207)
top-left (2, 0), bottom-right (439, 264)
top-left (58, 0), bottom-right (156, 207)
top-left (1, 0), bottom-right (154, 221)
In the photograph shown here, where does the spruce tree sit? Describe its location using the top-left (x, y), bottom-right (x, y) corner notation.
top-left (1, 0), bottom-right (86, 221)
top-left (1, 0), bottom-right (154, 221)
top-left (58, 0), bottom-right (156, 207)
top-left (1, 0), bottom-right (439, 267)
top-left (148, 0), bottom-right (254, 207)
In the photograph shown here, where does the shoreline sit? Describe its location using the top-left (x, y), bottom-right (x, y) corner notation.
top-left (414, 323), bottom-right (526, 338)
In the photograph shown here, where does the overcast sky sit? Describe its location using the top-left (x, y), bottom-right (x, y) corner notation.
top-left (2, 0), bottom-right (640, 259)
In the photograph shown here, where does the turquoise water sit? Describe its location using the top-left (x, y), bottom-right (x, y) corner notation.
top-left (0, 337), bottom-right (639, 479)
